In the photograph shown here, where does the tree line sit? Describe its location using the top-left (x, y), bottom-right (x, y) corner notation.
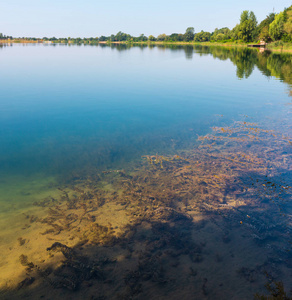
top-left (1, 6), bottom-right (292, 44)
top-left (0, 33), bottom-right (13, 39)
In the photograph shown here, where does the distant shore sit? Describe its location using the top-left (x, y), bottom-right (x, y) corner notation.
top-left (1, 39), bottom-right (292, 53)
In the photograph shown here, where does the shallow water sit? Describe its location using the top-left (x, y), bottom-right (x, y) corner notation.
top-left (0, 43), bottom-right (291, 299)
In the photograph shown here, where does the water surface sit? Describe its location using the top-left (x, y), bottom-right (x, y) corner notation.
top-left (0, 44), bottom-right (291, 299)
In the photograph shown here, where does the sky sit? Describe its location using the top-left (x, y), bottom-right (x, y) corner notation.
top-left (1, 0), bottom-right (292, 38)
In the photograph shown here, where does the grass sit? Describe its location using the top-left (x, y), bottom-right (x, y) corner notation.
top-left (2, 38), bottom-right (292, 53)
top-left (266, 41), bottom-right (292, 52)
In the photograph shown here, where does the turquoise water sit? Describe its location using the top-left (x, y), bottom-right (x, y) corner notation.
top-left (0, 44), bottom-right (291, 299)
top-left (0, 44), bottom-right (289, 179)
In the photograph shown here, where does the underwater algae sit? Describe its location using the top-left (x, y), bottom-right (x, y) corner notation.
top-left (0, 118), bottom-right (291, 300)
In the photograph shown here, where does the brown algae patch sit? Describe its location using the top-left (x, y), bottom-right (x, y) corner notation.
top-left (0, 119), bottom-right (291, 299)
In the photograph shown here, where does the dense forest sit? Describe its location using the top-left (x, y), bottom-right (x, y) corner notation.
top-left (1, 5), bottom-right (292, 44)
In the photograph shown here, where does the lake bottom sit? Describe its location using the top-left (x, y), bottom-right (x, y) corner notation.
top-left (0, 116), bottom-right (291, 300)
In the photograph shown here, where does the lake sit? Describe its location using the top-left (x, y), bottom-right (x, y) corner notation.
top-left (0, 43), bottom-right (291, 299)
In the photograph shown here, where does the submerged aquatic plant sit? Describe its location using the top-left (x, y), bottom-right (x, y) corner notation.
top-left (3, 118), bottom-right (291, 299)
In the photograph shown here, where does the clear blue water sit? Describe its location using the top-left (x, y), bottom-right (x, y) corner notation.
top-left (0, 44), bottom-right (291, 299)
top-left (0, 44), bottom-right (290, 180)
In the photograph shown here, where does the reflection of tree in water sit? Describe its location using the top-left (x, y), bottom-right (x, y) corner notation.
top-left (98, 43), bottom-right (108, 49)
top-left (155, 44), bottom-right (193, 59)
top-left (0, 43), bottom-right (12, 49)
top-left (101, 43), bottom-right (195, 60)
top-left (194, 45), bottom-right (258, 79)
top-left (98, 43), bottom-right (131, 52)
top-left (233, 49), bottom-right (257, 79)
top-left (192, 45), bottom-right (292, 87)
top-left (183, 46), bottom-right (193, 59)
top-left (256, 51), bottom-right (292, 97)
top-left (257, 52), bottom-right (292, 88)
top-left (76, 43), bottom-right (292, 93)
top-left (110, 43), bottom-right (132, 52)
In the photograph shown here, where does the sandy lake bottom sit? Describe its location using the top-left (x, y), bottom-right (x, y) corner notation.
top-left (0, 117), bottom-right (291, 300)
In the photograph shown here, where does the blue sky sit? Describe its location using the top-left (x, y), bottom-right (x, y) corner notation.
top-left (1, 0), bottom-right (292, 38)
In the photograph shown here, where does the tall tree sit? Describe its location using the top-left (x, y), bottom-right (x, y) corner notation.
top-left (283, 8), bottom-right (292, 38)
top-left (238, 11), bottom-right (258, 42)
top-left (257, 13), bottom-right (275, 42)
top-left (184, 27), bottom-right (195, 41)
top-left (194, 31), bottom-right (211, 42)
top-left (269, 12), bottom-right (286, 40)
top-left (211, 27), bottom-right (231, 41)
top-left (157, 34), bottom-right (167, 41)
top-left (148, 35), bottom-right (156, 41)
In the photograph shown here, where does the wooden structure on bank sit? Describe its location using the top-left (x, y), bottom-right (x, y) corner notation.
top-left (248, 40), bottom-right (267, 48)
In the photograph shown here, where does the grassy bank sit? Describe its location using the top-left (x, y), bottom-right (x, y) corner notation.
top-left (98, 40), bottom-right (291, 53)
top-left (2, 39), bottom-right (292, 53)
top-left (266, 41), bottom-right (292, 53)
top-left (0, 39), bottom-right (42, 43)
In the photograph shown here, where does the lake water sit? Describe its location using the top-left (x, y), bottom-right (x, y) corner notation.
top-left (0, 43), bottom-right (291, 299)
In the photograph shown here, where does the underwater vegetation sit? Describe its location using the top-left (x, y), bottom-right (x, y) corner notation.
top-left (254, 272), bottom-right (292, 299)
top-left (1, 117), bottom-right (291, 299)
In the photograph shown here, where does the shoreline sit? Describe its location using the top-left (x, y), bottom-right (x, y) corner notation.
top-left (1, 39), bottom-right (292, 53)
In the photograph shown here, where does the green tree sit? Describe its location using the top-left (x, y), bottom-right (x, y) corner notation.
top-left (259, 26), bottom-right (272, 42)
top-left (269, 12), bottom-right (286, 40)
top-left (230, 24), bottom-right (240, 40)
top-left (211, 27), bottom-right (231, 41)
top-left (194, 31), bottom-right (211, 42)
top-left (257, 13), bottom-right (275, 42)
top-left (238, 10), bottom-right (258, 42)
top-left (169, 33), bottom-right (184, 42)
top-left (148, 35), bottom-right (156, 41)
top-left (137, 34), bottom-right (148, 41)
top-left (184, 27), bottom-right (195, 41)
top-left (157, 34), bottom-right (167, 41)
top-left (114, 31), bottom-right (132, 41)
top-left (283, 6), bottom-right (292, 41)
top-left (99, 36), bottom-right (108, 41)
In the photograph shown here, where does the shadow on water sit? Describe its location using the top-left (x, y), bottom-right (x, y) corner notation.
top-left (1, 117), bottom-right (291, 299)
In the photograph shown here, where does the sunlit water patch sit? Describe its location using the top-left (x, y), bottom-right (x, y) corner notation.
top-left (0, 44), bottom-right (291, 299)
